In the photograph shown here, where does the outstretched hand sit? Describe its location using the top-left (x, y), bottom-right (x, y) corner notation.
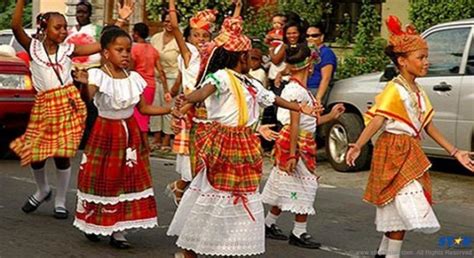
top-left (454, 150), bottom-right (474, 172)
top-left (330, 103), bottom-right (345, 119)
top-left (72, 67), bottom-right (88, 85)
top-left (117, 0), bottom-right (135, 20)
top-left (257, 124), bottom-right (279, 141)
top-left (346, 143), bottom-right (361, 167)
top-left (300, 101), bottom-right (324, 118)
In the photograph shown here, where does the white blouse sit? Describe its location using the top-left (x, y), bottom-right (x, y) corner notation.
top-left (88, 68), bottom-right (146, 120)
top-left (383, 82), bottom-right (428, 137)
top-left (277, 81), bottom-right (317, 133)
top-left (177, 43), bottom-right (201, 94)
top-left (29, 38), bottom-right (75, 92)
top-left (202, 69), bottom-right (276, 127)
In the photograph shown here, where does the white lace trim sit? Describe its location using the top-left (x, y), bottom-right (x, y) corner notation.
top-left (77, 188), bottom-right (154, 205)
top-left (73, 217), bottom-right (158, 236)
top-left (177, 244), bottom-right (265, 257)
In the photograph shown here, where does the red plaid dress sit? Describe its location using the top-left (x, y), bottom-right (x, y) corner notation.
top-left (10, 85), bottom-right (86, 166)
top-left (195, 122), bottom-right (263, 193)
top-left (189, 121), bottom-right (211, 177)
top-left (273, 125), bottom-right (317, 174)
top-left (74, 116), bottom-right (157, 235)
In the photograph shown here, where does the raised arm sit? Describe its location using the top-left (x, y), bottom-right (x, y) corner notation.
top-left (169, 0), bottom-right (192, 67)
top-left (232, 0), bottom-right (243, 18)
top-left (73, 0), bottom-right (135, 57)
top-left (12, 0), bottom-right (32, 53)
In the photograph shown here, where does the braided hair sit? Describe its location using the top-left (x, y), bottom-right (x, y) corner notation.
top-left (204, 46), bottom-right (243, 76)
top-left (100, 27), bottom-right (132, 49)
top-left (35, 12), bottom-right (66, 38)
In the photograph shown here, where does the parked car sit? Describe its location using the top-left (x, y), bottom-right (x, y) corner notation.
top-left (324, 18), bottom-right (474, 172)
top-left (0, 29), bottom-right (35, 52)
top-left (0, 55), bottom-right (34, 155)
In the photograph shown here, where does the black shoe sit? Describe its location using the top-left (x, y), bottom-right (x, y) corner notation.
top-left (110, 236), bottom-right (131, 249)
top-left (53, 207), bottom-right (69, 219)
top-left (375, 254), bottom-right (386, 258)
top-left (84, 233), bottom-right (101, 242)
top-left (289, 233), bottom-right (321, 249)
top-left (21, 190), bottom-right (52, 213)
top-left (265, 224), bottom-right (288, 240)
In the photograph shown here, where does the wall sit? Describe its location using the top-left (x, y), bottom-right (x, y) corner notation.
top-left (381, 0), bottom-right (410, 38)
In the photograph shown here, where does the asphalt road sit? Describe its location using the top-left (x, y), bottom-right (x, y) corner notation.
top-left (0, 154), bottom-right (473, 258)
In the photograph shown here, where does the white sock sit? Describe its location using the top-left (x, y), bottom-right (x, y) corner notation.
top-left (386, 238), bottom-right (403, 258)
top-left (54, 167), bottom-right (71, 209)
top-left (31, 167), bottom-right (50, 200)
top-left (292, 221), bottom-right (307, 238)
top-left (377, 234), bottom-right (390, 255)
top-left (265, 212), bottom-right (279, 227)
top-left (112, 232), bottom-right (127, 241)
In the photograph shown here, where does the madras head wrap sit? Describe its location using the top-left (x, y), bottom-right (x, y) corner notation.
top-left (213, 16), bottom-right (251, 52)
top-left (386, 15), bottom-right (428, 54)
top-left (288, 45), bottom-right (320, 71)
top-left (190, 9), bottom-right (218, 33)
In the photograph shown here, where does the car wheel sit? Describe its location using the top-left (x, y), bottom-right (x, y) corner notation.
top-left (325, 112), bottom-right (371, 172)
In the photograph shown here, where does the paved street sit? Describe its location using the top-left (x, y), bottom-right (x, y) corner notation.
top-left (0, 153), bottom-right (473, 257)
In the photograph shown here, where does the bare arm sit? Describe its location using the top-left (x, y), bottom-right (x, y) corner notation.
top-left (170, 73), bottom-right (182, 97)
top-left (317, 103), bottom-right (345, 125)
top-left (137, 95), bottom-right (172, 115)
top-left (155, 60), bottom-right (168, 90)
top-left (169, 0), bottom-right (192, 67)
top-left (183, 83), bottom-right (217, 104)
top-left (424, 121), bottom-right (455, 154)
top-left (232, 0), bottom-right (243, 18)
top-left (346, 115), bottom-right (385, 166)
top-left (315, 64), bottom-right (334, 101)
top-left (274, 96), bottom-right (301, 112)
top-left (289, 109), bottom-right (300, 156)
top-left (11, 0), bottom-right (32, 53)
top-left (270, 45), bottom-right (286, 65)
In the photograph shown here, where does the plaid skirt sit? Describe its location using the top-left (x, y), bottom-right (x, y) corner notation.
top-left (172, 114), bottom-right (193, 155)
top-left (364, 132), bottom-right (432, 207)
top-left (195, 122), bottom-right (263, 193)
top-left (74, 116), bottom-right (157, 235)
top-left (273, 125), bottom-right (317, 174)
top-left (10, 85), bottom-right (86, 166)
top-left (189, 121), bottom-right (211, 177)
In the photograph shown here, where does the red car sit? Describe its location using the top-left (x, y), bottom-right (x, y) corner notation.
top-left (0, 56), bottom-right (34, 155)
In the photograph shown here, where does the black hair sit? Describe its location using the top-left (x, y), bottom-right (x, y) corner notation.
top-left (204, 47), bottom-right (243, 76)
top-left (283, 21), bottom-right (306, 45)
top-left (161, 8), bottom-right (181, 23)
top-left (101, 24), bottom-right (120, 35)
top-left (384, 45), bottom-right (406, 68)
top-left (36, 12), bottom-right (66, 35)
top-left (100, 28), bottom-right (132, 49)
top-left (285, 43), bottom-right (311, 64)
top-left (77, 1), bottom-right (93, 16)
top-left (272, 13), bottom-right (286, 20)
top-left (133, 23), bottom-right (149, 39)
top-left (308, 23), bottom-right (325, 35)
top-left (183, 26), bottom-right (192, 42)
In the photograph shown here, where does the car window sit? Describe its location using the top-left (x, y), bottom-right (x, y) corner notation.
top-left (466, 38), bottom-right (474, 75)
top-left (0, 34), bottom-right (12, 45)
top-left (11, 39), bottom-right (26, 52)
top-left (425, 27), bottom-right (470, 76)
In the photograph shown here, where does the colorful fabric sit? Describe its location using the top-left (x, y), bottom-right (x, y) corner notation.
top-left (172, 114), bottom-right (193, 155)
top-left (190, 9), bottom-right (218, 33)
top-left (74, 116), bottom-right (157, 235)
top-left (386, 15), bottom-right (428, 54)
top-left (364, 132), bottom-right (432, 206)
top-left (226, 69), bottom-right (250, 126)
top-left (189, 122), bottom-right (211, 176)
top-left (365, 79), bottom-right (434, 138)
top-left (10, 85), bottom-right (86, 166)
top-left (213, 16), bottom-right (251, 52)
top-left (273, 125), bottom-right (317, 174)
top-left (195, 122), bottom-right (263, 193)
top-left (133, 86), bottom-right (155, 132)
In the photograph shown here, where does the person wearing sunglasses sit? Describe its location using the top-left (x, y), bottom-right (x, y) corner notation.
top-left (306, 24), bottom-right (337, 105)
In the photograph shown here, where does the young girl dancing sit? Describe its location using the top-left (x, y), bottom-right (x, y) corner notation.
top-left (346, 16), bottom-right (474, 258)
top-left (167, 16), bottom-right (321, 258)
top-left (72, 28), bottom-right (172, 249)
top-left (9, 0), bottom-right (114, 219)
top-left (262, 43), bottom-right (344, 249)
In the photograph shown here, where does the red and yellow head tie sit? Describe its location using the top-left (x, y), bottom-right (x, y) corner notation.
top-left (386, 15), bottom-right (428, 54)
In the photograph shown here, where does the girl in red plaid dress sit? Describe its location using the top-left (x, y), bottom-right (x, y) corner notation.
top-left (72, 28), bottom-right (172, 249)
top-left (346, 16), bottom-right (474, 258)
top-left (262, 43), bottom-right (344, 249)
top-left (167, 15), bottom-right (321, 258)
top-left (9, 0), bottom-right (132, 220)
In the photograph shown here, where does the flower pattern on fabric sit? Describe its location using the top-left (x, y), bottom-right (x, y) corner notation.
top-left (125, 147), bottom-right (137, 168)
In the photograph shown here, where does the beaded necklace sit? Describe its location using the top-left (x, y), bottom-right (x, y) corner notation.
top-left (396, 74), bottom-right (425, 122)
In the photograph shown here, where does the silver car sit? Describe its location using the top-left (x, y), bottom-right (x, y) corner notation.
top-left (324, 19), bottom-right (474, 172)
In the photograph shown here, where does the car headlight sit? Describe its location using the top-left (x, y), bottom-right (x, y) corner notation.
top-left (0, 73), bottom-right (31, 90)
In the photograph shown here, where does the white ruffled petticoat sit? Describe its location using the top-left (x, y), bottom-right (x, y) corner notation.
top-left (375, 180), bottom-right (440, 233)
top-left (175, 154), bottom-right (192, 182)
top-left (262, 160), bottom-right (319, 215)
top-left (167, 170), bottom-right (265, 256)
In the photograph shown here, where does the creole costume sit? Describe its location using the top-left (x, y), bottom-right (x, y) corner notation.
top-left (10, 39), bottom-right (86, 166)
top-left (167, 17), bottom-right (276, 256)
top-left (363, 16), bottom-right (440, 234)
top-left (73, 69), bottom-right (158, 235)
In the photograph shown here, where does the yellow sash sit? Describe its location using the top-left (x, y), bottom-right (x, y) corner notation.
top-left (364, 80), bottom-right (434, 134)
top-left (225, 69), bottom-right (249, 126)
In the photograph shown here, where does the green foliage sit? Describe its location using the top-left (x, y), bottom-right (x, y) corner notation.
top-left (337, 0), bottom-right (388, 79)
top-left (0, 0), bottom-right (32, 30)
top-left (277, 0), bottom-right (322, 26)
top-left (409, 0), bottom-right (474, 32)
top-left (335, 12), bottom-right (351, 47)
top-left (146, 0), bottom-right (233, 26)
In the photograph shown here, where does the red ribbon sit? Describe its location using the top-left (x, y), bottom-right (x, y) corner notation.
top-left (233, 193), bottom-right (256, 222)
